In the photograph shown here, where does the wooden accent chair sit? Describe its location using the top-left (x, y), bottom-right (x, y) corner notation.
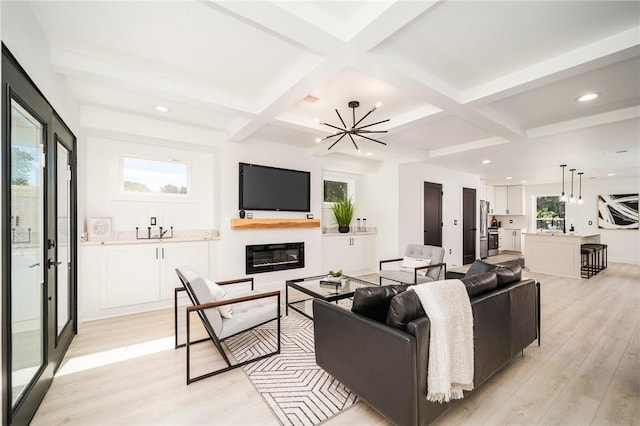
top-left (174, 266), bottom-right (280, 384)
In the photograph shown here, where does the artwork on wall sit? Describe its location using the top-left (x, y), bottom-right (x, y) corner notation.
top-left (598, 194), bottom-right (639, 229)
top-left (88, 217), bottom-right (113, 240)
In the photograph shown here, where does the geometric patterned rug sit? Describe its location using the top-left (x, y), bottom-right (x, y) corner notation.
top-left (225, 311), bottom-right (359, 425)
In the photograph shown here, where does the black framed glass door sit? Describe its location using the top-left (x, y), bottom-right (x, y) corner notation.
top-left (2, 44), bottom-right (77, 425)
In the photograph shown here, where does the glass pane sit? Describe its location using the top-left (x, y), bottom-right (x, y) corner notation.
top-left (324, 180), bottom-right (348, 202)
top-left (57, 143), bottom-right (71, 336)
top-left (122, 157), bottom-right (188, 195)
top-left (10, 100), bottom-right (45, 405)
top-left (536, 196), bottom-right (565, 230)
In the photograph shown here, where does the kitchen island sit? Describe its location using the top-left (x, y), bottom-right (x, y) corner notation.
top-left (524, 232), bottom-right (600, 279)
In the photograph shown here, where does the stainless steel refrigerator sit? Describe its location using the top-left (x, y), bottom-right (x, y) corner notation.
top-left (479, 200), bottom-right (489, 259)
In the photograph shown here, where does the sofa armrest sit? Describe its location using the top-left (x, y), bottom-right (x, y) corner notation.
top-left (313, 299), bottom-right (420, 426)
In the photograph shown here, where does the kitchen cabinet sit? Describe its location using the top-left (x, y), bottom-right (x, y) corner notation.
top-left (485, 185), bottom-right (495, 214)
top-left (499, 229), bottom-right (523, 253)
top-left (100, 241), bottom-right (209, 309)
top-left (493, 185), bottom-right (525, 215)
top-left (322, 234), bottom-right (375, 275)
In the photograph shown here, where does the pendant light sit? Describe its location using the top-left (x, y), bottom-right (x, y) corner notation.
top-left (560, 164), bottom-right (567, 201)
top-left (569, 168), bottom-right (576, 203)
top-left (578, 172), bottom-right (584, 204)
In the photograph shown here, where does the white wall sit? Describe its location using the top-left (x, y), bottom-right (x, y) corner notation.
top-left (84, 136), bottom-right (216, 232)
top-left (399, 162), bottom-right (482, 268)
top-left (525, 177), bottom-right (640, 264)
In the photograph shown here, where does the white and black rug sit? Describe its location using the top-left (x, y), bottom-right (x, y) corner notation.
top-left (225, 312), bottom-right (359, 426)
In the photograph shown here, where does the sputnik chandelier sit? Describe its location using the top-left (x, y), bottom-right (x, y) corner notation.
top-left (317, 100), bottom-right (389, 150)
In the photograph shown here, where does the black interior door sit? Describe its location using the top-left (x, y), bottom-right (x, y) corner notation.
top-left (423, 182), bottom-right (442, 246)
top-left (2, 44), bottom-right (77, 425)
top-left (463, 187), bottom-right (477, 264)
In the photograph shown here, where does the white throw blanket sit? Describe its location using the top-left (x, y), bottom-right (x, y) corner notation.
top-left (409, 279), bottom-right (474, 402)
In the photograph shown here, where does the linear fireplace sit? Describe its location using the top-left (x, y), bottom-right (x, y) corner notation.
top-left (246, 242), bottom-right (305, 274)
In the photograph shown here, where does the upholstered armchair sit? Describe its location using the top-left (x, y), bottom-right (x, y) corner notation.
top-left (174, 266), bottom-right (280, 384)
top-left (379, 244), bottom-right (446, 285)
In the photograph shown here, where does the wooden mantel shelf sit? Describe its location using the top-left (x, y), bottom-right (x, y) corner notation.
top-left (230, 218), bottom-right (321, 229)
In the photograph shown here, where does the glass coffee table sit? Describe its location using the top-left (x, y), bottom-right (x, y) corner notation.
top-left (286, 274), bottom-right (379, 319)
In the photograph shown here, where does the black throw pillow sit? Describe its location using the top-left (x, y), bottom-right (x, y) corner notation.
top-left (464, 259), bottom-right (498, 277)
top-left (460, 271), bottom-right (498, 297)
top-left (351, 285), bottom-right (408, 323)
top-left (494, 264), bottom-right (522, 287)
top-left (386, 290), bottom-right (426, 331)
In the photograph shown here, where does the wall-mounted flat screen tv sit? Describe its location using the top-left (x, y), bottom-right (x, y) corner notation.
top-left (239, 162), bottom-right (311, 212)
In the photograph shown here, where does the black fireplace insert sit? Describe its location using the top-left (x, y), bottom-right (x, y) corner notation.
top-left (246, 242), bottom-right (305, 274)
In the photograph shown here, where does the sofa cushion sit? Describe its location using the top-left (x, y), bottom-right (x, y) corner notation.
top-left (351, 285), bottom-right (408, 323)
top-left (386, 290), bottom-right (426, 331)
top-left (494, 264), bottom-right (522, 287)
top-left (460, 272), bottom-right (498, 298)
top-left (464, 259), bottom-right (498, 277)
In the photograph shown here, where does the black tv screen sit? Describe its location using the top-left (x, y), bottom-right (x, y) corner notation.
top-left (239, 163), bottom-right (311, 212)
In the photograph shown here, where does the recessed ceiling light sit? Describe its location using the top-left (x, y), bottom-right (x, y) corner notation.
top-left (577, 93), bottom-right (599, 102)
top-left (521, 180), bottom-right (527, 184)
top-left (607, 173), bottom-right (616, 177)
top-left (482, 160), bottom-right (491, 164)
top-left (366, 152), bottom-right (373, 156)
top-left (304, 95), bottom-right (319, 103)
top-left (154, 105), bottom-right (170, 113)
top-left (506, 176), bottom-right (513, 180)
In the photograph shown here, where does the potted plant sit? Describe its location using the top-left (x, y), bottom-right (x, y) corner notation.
top-left (331, 196), bottom-right (355, 233)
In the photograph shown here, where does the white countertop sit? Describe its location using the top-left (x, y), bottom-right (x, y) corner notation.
top-left (524, 232), bottom-right (600, 238)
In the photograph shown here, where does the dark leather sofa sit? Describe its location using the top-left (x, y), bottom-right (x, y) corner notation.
top-left (313, 263), bottom-right (540, 426)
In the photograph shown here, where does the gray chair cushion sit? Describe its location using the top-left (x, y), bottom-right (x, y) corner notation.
top-left (404, 244), bottom-right (445, 281)
top-left (176, 266), bottom-right (223, 336)
top-left (219, 296), bottom-right (279, 339)
top-left (379, 270), bottom-right (435, 285)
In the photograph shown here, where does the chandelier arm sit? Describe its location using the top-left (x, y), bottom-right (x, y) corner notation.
top-left (357, 134), bottom-right (387, 145)
top-left (353, 107), bottom-right (376, 128)
top-left (348, 133), bottom-right (359, 151)
top-left (321, 131), bottom-right (346, 140)
top-left (327, 133), bottom-right (348, 150)
top-left (335, 109), bottom-right (347, 128)
top-left (357, 118), bottom-right (390, 130)
top-left (321, 122), bottom-right (347, 132)
top-left (356, 130), bottom-right (387, 134)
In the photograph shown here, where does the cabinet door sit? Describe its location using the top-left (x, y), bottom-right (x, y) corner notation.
top-left (351, 235), bottom-right (375, 274)
top-left (161, 242), bottom-right (209, 299)
top-left (494, 186), bottom-right (508, 215)
top-left (514, 231), bottom-right (522, 252)
top-left (102, 245), bottom-right (160, 308)
top-left (485, 185), bottom-right (495, 214)
top-left (507, 185), bottom-right (524, 215)
top-left (322, 236), bottom-right (354, 274)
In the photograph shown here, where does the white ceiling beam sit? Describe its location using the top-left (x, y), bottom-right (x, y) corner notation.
top-left (50, 47), bottom-right (255, 115)
top-left (462, 26), bottom-right (640, 105)
top-left (429, 137), bottom-right (511, 158)
top-left (526, 105), bottom-right (640, 139)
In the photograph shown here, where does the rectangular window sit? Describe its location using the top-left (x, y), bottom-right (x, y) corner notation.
top-left (122, 157), bottom-right (188, 195)
top-left (536, 195), bottom-right (565, 230)
top-left (323, 180), bottom-right (348, 202)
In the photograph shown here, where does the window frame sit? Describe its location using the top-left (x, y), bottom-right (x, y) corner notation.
top-left (322, 176), bottom-right (355, 206)
top-left (117, 153), bottom-right (193, 202)
top-left (535, 195), bottom-right (566, 231)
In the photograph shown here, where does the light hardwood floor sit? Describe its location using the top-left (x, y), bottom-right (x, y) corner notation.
top-left (32, 262), bottom-right (639, 425)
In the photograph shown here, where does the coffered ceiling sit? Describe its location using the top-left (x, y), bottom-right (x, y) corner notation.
top-left (24, 0), bottom-right (640, 184)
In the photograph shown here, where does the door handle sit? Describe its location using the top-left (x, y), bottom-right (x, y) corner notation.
top-left (48, 259), bottom-right (62, 268)
top-left (28, 262), bottom-right (40, 268)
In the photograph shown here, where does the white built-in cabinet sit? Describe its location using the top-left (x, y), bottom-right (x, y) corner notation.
top-left (493, 185), bottom-right (525, 215)
top-left (322, 234), bottom-right (375, 276)
top-left (82, 241), bottom-right (210, 319)
top-left (485, 184), bottom-right (495, 214)
top-left (499, 229), bottom-right (523, 252)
